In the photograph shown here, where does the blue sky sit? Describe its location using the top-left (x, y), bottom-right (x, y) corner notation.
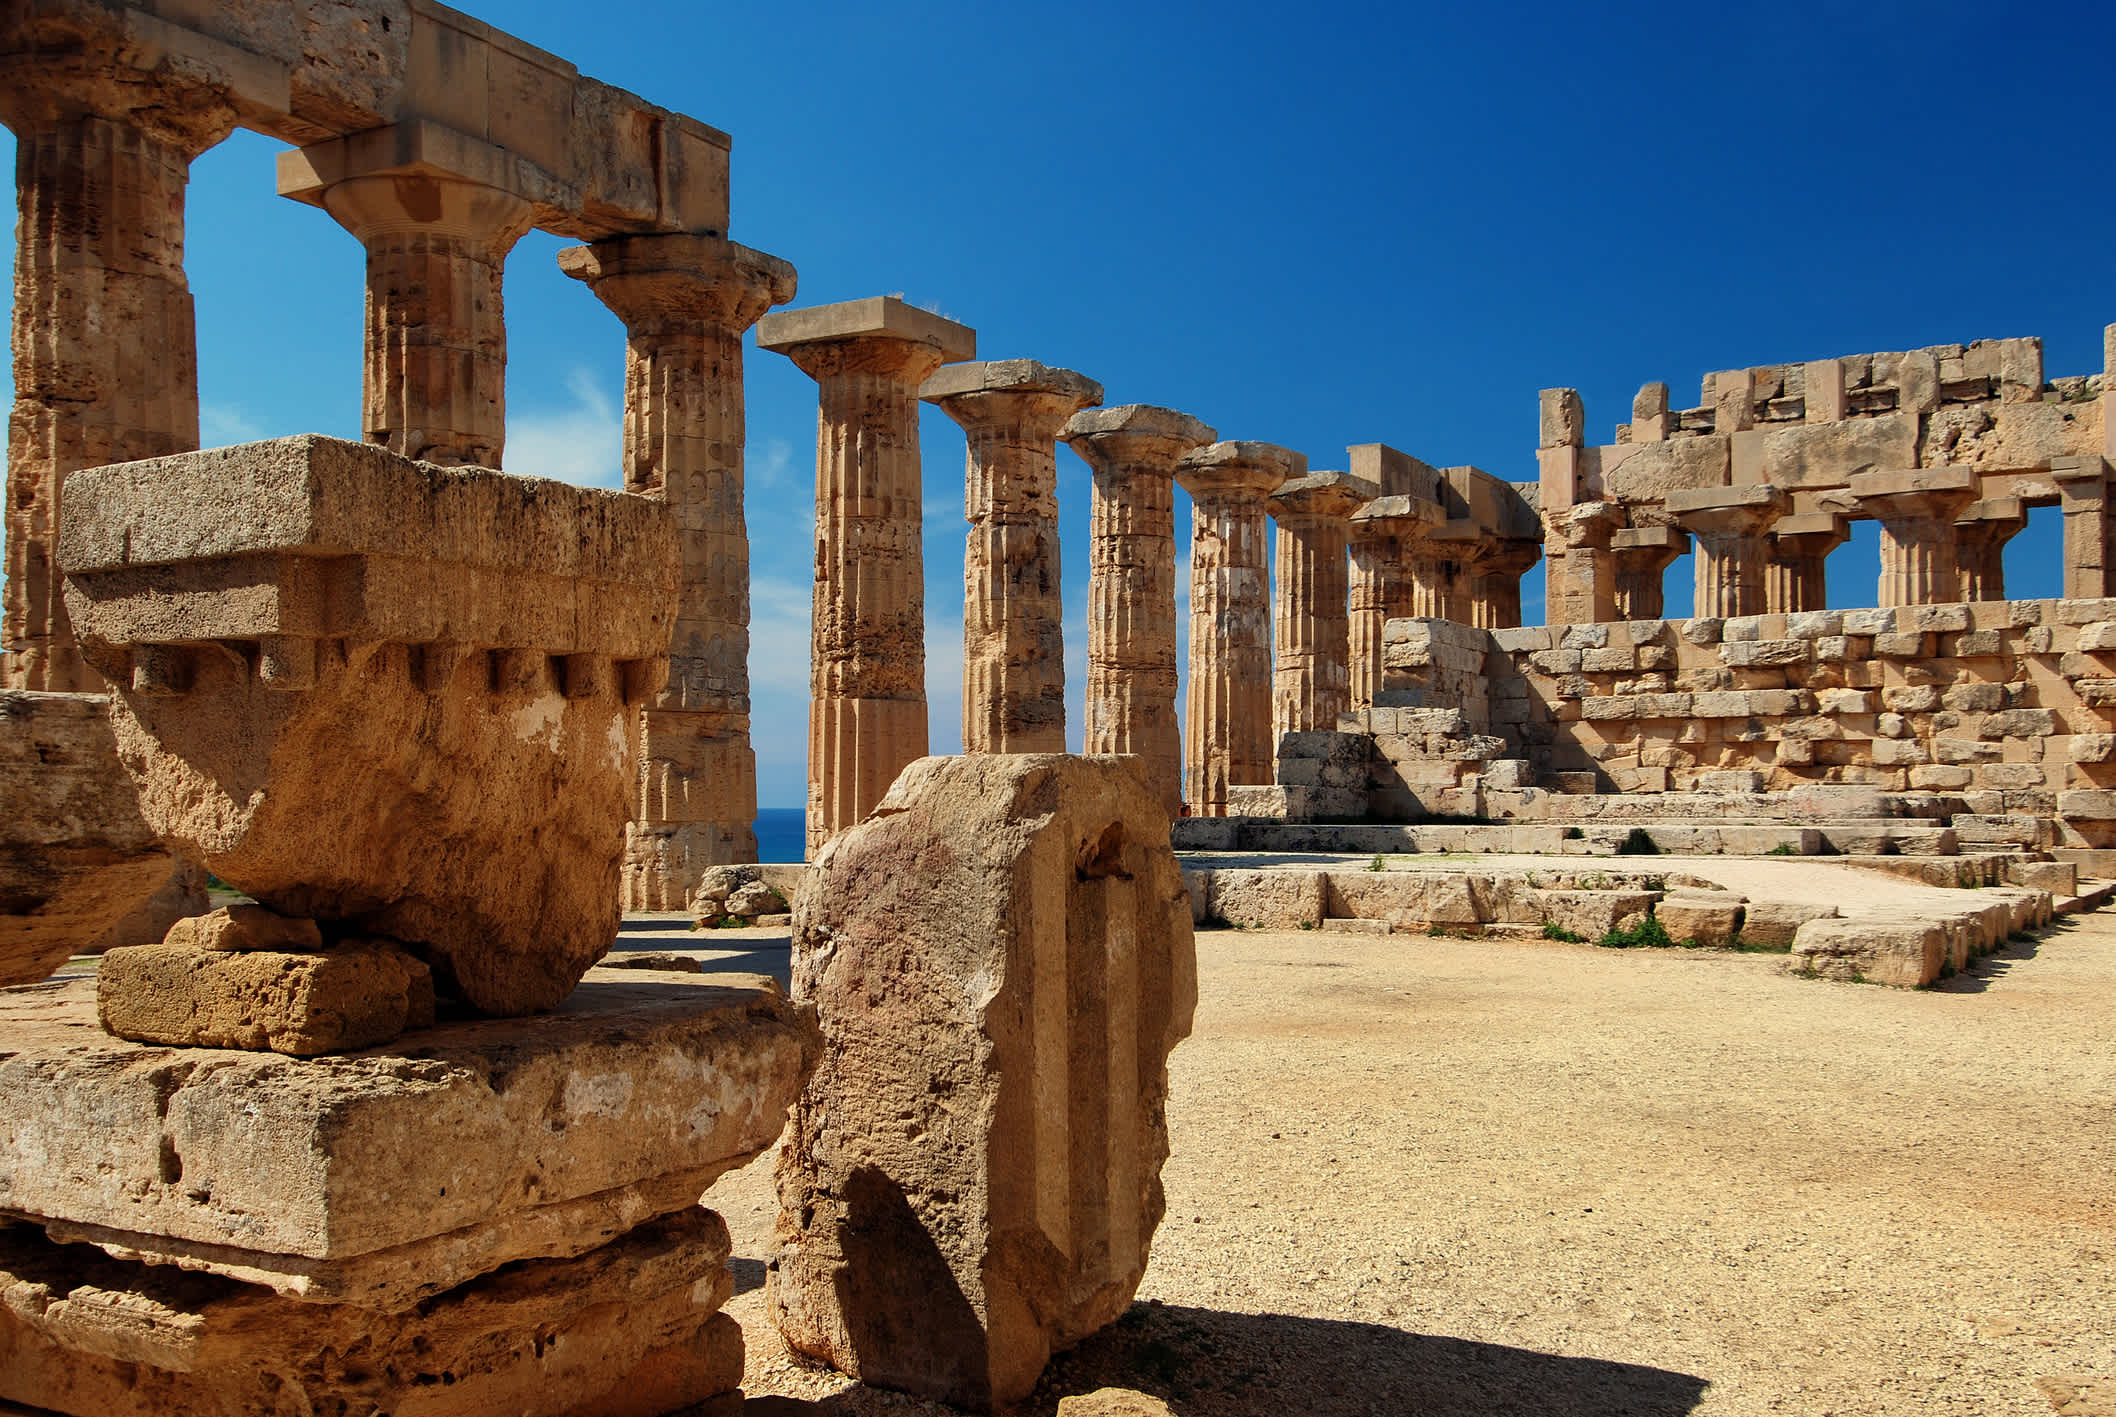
top-left (5, 1), bottom-right (2114, 808)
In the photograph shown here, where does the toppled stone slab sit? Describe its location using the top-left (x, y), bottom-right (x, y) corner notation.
top-left (690, 863), bottom-right (800, 927)
top-left (57, 436), bottom-right (677, 1016)
top-left (0, 968), bottom-right (815, 1308)
top-left (96, 932), bottom-right (435, 1056)
top-left (0, 1207), bottom-right (744, 1417)
top-left (771, 755), bottom-right (1196, 1410)
top-left (1789, 919), bottom-right (1946, 986)
top-left (1191, 867), bottom-right (1326, 929)
top-left (1657, 892), bottom-right (1745, 945)
top-left (1739, 900), bottom-right (1841, 948)
top-left (1, 692), bottom-right (207, 987)
top-left (597, 950), bottom-right (704, 973)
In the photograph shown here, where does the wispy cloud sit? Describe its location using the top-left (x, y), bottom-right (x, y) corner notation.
top-left (505, 368), bottom-right (621, 487)
top-left (201, 403), bottom-right (265, 448)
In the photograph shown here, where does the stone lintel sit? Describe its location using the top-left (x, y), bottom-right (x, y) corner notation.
top-left (1774, 512), bottom-right (1849, 541)
top-left (1348, 444), bottom-right (1442, 501)
top-left (0, 3), bottom-right (291, 136)
top-left (756, 296), bottom-right (976, 362)
top-left (1956, 497), bottom-right (2027, 528)
top-left (1270, 471), bottom-right (1377, 521)
top-left (1665, 483), bottom-right (1790, 517)
top-left (0, 969), bottom-right (817, 1309)
top-left (1845, 466), bottom-right (1979, 501)
top-left (920, 359), bottom-right (1102, 407)
top-left (2050, 455), bottom-right (2110, 485)
top-left (1611, 525), bottom-right (1688, 553)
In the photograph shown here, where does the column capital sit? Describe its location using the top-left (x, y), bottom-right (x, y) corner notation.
top-left (1176, 440), bottom-right (1305, 501)
top-left (1611, 524), bottom-right (1689, 557)
top-left (557, 235), bottom-right (796, 335)
top-left (0, 12), bottom-right (269, 156)
top-left (1474, 537), bottom-right (1544, 577)
top-left (1544, 498), bottom-right (1622, 546)
top-left (278, 125), bottom-right (544, 250)
top-left (1062, 404), bottom-right (1215, 474)
top-left (1772, 511), bottom-right (1851, 553)
top-left (920, 359), bottom-right (1102, 428)
top-left (1954, 497), bottom-right (2027, 534)
top-left (1667, 484), bottom-right (1790, 537)
top-left (1349, 493), bottom-right (1445, 545)
top-left (758, 295), bottom-right (975, 385)
top-left (1269, 470), bottom-right (1376, 523)
top-left (1845, 466), bottom-right (1978, 521)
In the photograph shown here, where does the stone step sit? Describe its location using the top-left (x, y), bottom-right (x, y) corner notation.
top-left (2056, 878), bottom-right (2116, 915)
top-left (1319, 917), bottom-right (1392, 936)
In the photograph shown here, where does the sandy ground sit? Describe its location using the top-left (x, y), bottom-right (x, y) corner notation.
top-left (665, 907), bottom-right (2116, 1417)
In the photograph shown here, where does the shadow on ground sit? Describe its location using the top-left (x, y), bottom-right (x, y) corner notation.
top-left (1931, 918), bottom-right (2076, 994)
top-left (751, 1300), bottom-right (1708, 1416)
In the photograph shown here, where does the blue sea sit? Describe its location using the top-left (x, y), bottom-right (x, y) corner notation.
top-left (754, 807), bottom-right (807, 863)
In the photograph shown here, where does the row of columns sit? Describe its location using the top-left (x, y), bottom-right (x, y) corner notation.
top-left (0, 53), bottom-right (798, 906)
top-left (755, 307), bottom-right (1549, 831)
top-left (1549, 472), bottom-right (2037, 624)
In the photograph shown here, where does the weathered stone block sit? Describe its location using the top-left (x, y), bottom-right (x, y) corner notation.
top-left (771, 755), bottom-right (1195, 1410)
top-left (1, 692), bottom-right (208, 988)
top-left (0, 970), bottom-right (814, 1309)
top-left (1939, 682), bottom-right (2006, 713)
top-left (1656, 894), bottom-right (1743, 945)
top-left (2071, 734), bottom-right (2116, 763)
top-left (0, 1209), bottom-right (745, 1417)
top-left (1528, 889), bottom-right (1656, 939)
top-left (97, 932), bottom-right (435, 1056)
top-left (1909, 765), bottom-right (1973, 790)
top-left (1790, 918), bottom-right (1944, 987)
top-left (1873, 632), bottom-right (1930, 658)
top-left (2060, 790), bottom-right (2116, 821)
top-left (1740, 901), bottom-right (1839, 948)
top-left (1721, 639), bottom-right (1808, 668)
top-left (1980, 708), bottom-right (2057, 740)
top-left (57, 436), bottom-right (678, 1016)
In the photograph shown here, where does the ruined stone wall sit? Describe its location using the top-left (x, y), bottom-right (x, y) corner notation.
top-left (1482, 599), bottom-right (2116, 851)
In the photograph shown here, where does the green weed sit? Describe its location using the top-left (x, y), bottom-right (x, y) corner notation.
top-left (1541, 922), bottom-right (1586, 943)
top-left (1597, 915), bottom-right (1675, 950)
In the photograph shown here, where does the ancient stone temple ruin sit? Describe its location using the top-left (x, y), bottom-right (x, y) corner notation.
top-left (4, 0), bottom-right (2115, 1413)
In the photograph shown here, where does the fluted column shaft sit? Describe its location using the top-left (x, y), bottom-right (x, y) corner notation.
top-left (560, 235), bottom-right (796, 908)
top-left (926, 362), bottom-right (1101, 754)
top-left (1612, 539), bottom-right (1682, 620)
top-left (1764, 520), bottom-right (1849, 614)
top-left (1469, 541), bottom-right (1539, 630)
top-left (318, 175), bottom-right (534, 467)
top-left (1951, 504), bottom-right (2025, 602)
top-left (1669, 487), bottom-right (1788, 619)
top-left (1178, 442), bottom-right (1301, 816)
top-left (1269, 474), bottom-right (1367, 740)
top-left (1542, 503), bottom-right (1620, 626)
top-left (1063, 406), bottom-right (1215, 816)
top-left (2, 87), bottom-right (233, 690)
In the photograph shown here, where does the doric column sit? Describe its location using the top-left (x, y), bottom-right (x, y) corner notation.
top-left (0, 60), bottom-right (238, 690)
top-left (281, 135), bottom-right (537, 467)
top-left (1407, 528), bottom-right (1473, 624)
top-left (1541, 501), bottom-right (1621, 626)
top-left (1468, 539), bottom-right (1541, 630)
top-left (922, 360), bottom-right (1102, 754)
top-left (1062, 404), bottom-right (1216, 816)
top-left (1269, 471), bottom-right (1373, 740)
top-left (1848, 468), bottom-right (1979, 607)
top-left (558, 234), bottom-right (797, 907)
top-left (1765, 513), bottom-right (1849, 613)
top-left (1177, 441), bottom-right (1303, 816)
top-left (1610, 526), bottom-right (1687, 620)
top-left (2054, 456), bottom-right (2112, 600)
top-left (1668, 485), bottom-right (1789, 618)
top-left (1952, 499), bottom-right (2025, 602)
top-left (758, 297), bottom-right (975, 856)
top-left (1347, 496), bottom-right (1441, 710)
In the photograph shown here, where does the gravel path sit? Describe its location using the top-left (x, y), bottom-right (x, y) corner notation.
top-left (704, 909), bottom-right (2116, 1416)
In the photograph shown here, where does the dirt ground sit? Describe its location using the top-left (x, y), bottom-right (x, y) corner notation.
top-left (698, 907), bottom-right (2116, 1417)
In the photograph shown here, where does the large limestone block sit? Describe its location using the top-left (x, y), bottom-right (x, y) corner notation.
top-left (96, 932), bottom-right (435, 1056)
top-left (1788, 918), bottom-right (1944, 987)
top-left (0, 1208), bottom-right (744, 1417)
top-left (770, 755), bottom-right (1197, 1411)
top-left (57, 436), bottom-right (677, 1015)
top-left (0, 692), bottom-right (206, 987)
top-left (0, 969), bottom-right (815, 1309)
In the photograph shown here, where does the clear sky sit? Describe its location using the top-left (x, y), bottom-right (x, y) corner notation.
top-left (4, 1), bottom-right (2114, 808)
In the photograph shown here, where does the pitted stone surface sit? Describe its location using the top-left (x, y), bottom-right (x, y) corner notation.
top-left (0, 1208), bottom-right (745, 1417)
top-left (58, 435), bottom-right (676, 1015)
top-left (0, 691), bottom-right (206, 986)
top-left (770, 755), bottom-right (1196, 1410)
top-left (0, 965), bottom-right (815, 1311)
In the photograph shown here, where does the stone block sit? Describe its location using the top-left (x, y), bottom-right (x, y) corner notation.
top-left (96, 932), bottom-right (435, 1056)
top-left (2060, 790), bottom-right (2116, 821)
top-left (1939, 682), bottom-right (2006, 713)
top-left (58, 436), bottom-right (678, 1016)
top-left (1873, 632), bottom-right (1931, 658)
top-left (1977, 763), bottom-right (2048, 790)
top-left (1527, 889), bottom-right (1657, 940)
top-left (770, 755), bottom-right (1194, 1410)
top-left (1721, 639), bottom-right (1809, 668)
top-left (2005, 859), bottom-right (2077, 895)
top-left (2071, 734), bottom-right (2116, 763)
top-left (1980, 708), bottom-right (2057, 740)
top-left (1, 692), bottom-right (208, 988)
top-left (1884, 684), bottom-right (1940, 713)
top-left (1739, 901), bottom-right (1839, 949)
top-left (0, 970), bottom-right (815, 1309)
top-left (1909, 765), bottom-right (1973, 790)
top-left (1482, 759), bottom-right (1533, 790)
top-left (1721, 616), bottom-right (1764, 643)
top-left (1529, 648), bottom-right (1583, 675)
top-left (1680, 618), bottom-right (1725, 646)
top-left (1932, 737), bottom-right (2001, 765)
top-left (2077, 621), bottom-right (2116, 653)
top-left (1656, 894), bottom-right (1743, 945)
top-left (1786, 611), bottom-right (1843, 639)
top-left (0, 1209), bottom-right (745, 1417)
top-left (2077, 679), bottom-right (2116, 708)
top-left (1697, 770), bottom-right (1765, 793)
top-left (1789, 918), bottom-right (1945, 987)
top-left (1842, 608), bottom-right (1896, 635)
top-left (1896, 604), bottom-right (1970, 634)
top-left (1549, 771), bottom-right (1598, 794)
top-left (1950, 630), bottom-right (2003, 658)
top-left (1816, 688), bottom-right (1874, 714)
top-left (1581, 646), bottom-right (1636, 673)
